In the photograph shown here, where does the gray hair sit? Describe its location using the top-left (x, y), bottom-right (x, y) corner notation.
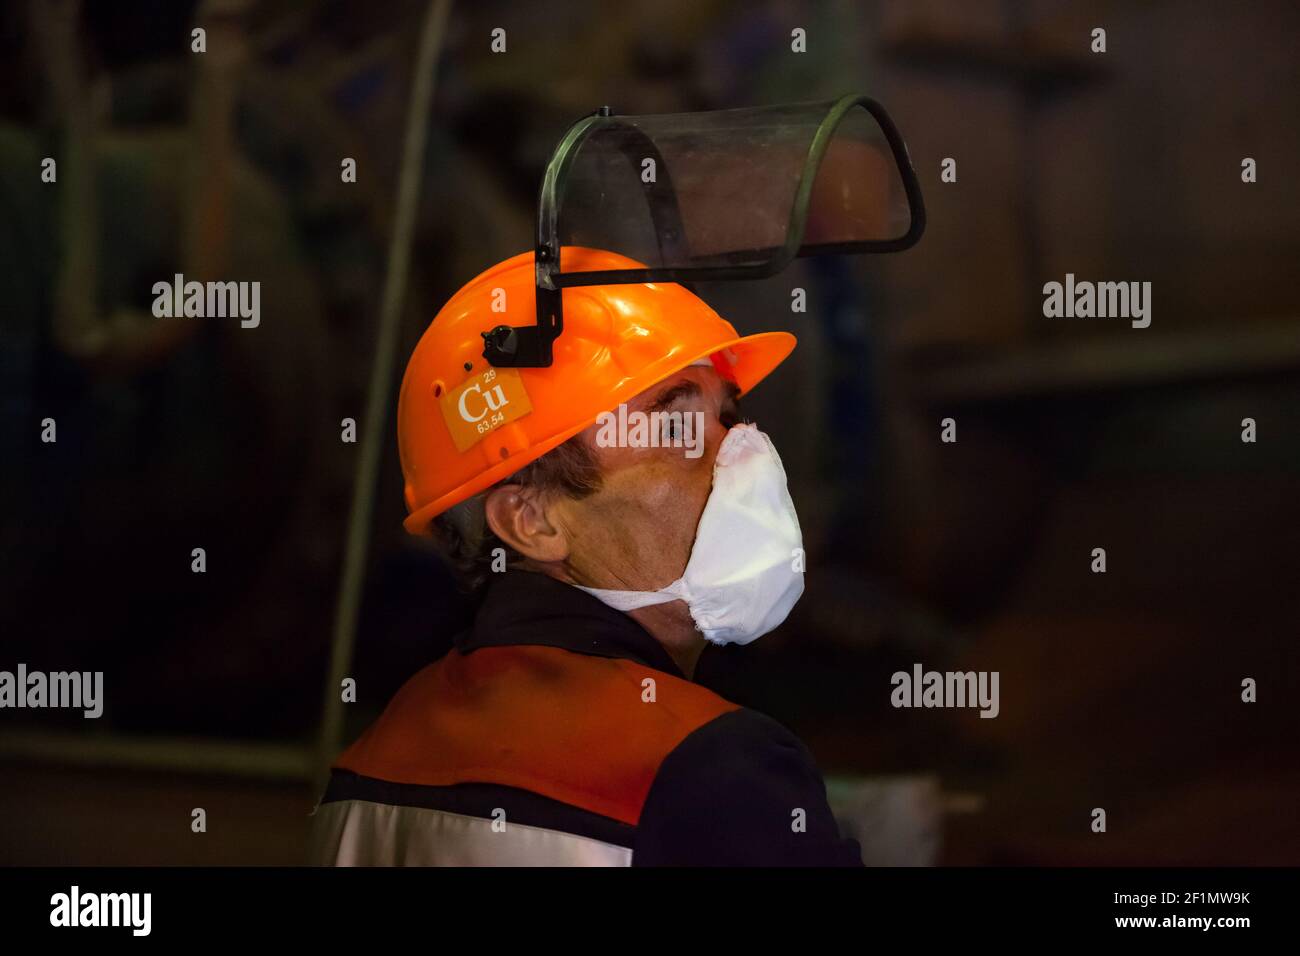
top-left (429, 433), bottom-right (603, 594)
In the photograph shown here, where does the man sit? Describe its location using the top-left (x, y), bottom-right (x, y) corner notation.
top-left (311, 247), bottom-right (862, 866)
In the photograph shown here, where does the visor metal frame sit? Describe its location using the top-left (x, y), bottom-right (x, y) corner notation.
top-left (482, 93), bottom-right (927, 367)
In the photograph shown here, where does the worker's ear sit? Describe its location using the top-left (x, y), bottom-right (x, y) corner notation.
top-left (484, 484), bottom-right (571, 564)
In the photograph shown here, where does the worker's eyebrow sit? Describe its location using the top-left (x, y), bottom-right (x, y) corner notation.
top-left (644, 379), bottom-right (702, 415)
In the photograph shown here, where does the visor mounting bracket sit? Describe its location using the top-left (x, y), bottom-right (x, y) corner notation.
top-left (481, 281), bottom-right (562, 368)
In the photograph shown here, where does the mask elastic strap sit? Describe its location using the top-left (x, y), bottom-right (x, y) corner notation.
top-left (573, 577), bottom-right (688, 612)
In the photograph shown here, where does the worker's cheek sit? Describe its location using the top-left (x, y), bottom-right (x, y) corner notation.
top-left (568, 450), bottom-right (714, 591)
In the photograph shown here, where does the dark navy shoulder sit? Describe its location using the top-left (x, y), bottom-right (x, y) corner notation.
top-left (633, 708), bottom-right (864, 866)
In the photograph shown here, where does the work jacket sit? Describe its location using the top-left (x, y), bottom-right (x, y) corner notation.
top-left (311, 569), bottom-right (862, 866)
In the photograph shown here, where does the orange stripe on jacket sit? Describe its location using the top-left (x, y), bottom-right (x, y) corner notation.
top-left (334, 645), bottom-right (740, 826)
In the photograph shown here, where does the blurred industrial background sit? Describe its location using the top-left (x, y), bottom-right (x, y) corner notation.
top-left (1, 0), bottom-right (1297, 865)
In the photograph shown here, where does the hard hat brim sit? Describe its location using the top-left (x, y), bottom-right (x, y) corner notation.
top-left (403, 329), bottom-right (796, 534)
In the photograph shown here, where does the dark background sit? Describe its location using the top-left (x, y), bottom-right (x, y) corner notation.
top-left (1, 0), bottom-right (1297, 864)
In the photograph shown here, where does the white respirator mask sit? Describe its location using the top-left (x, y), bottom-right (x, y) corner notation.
top-left (575, 422), bottom-right (805, 646)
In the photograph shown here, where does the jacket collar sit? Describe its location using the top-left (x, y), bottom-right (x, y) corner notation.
top-left (457, 570), bottom-right (686, 680)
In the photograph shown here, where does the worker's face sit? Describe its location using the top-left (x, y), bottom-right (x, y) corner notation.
top-left (552, 366), bottom-right (742, 593)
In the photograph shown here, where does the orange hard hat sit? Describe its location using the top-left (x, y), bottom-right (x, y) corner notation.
top-left (397, 246), bottom-right (796, 534)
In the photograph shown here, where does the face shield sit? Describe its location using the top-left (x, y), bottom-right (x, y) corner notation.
top-left (481, 94), bottom-right (926, 368)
